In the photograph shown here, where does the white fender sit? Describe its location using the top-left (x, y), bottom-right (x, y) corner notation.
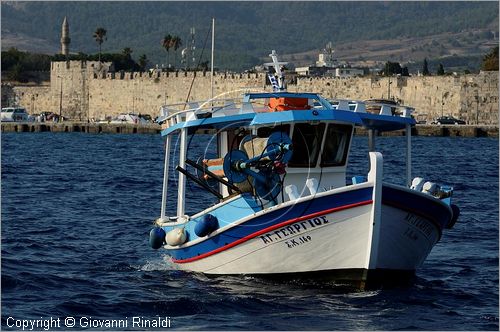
top-left (166, 227), bottom-right (187, 246)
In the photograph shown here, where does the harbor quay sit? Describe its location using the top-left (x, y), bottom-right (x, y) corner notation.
top-left (1, 121), bottom-right (498, 137)
top-left (0, 121), bottom-right (162, 135)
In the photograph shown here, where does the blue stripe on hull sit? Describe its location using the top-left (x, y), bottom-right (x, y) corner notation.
top-left (382, 185), bottom-right (452, 236)
top-left (167, 187), bottom-right (373, 261)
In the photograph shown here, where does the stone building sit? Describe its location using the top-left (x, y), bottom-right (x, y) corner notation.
top-left (3, 17), bottom-right (496, 125)
top-left (7, 62), bottom-right (498, 125)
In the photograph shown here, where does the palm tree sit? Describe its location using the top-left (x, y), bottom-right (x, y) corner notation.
top-left (122, 47), bottom-right (132, 59)
top-left (93, 27), bottom-right (107, 63)
top-left (171, 36), bottom-right (182, 69)
top-left (161, 34), bottom-right (173, 69)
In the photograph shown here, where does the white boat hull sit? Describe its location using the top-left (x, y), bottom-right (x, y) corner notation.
top-left (173, 204), bottom-right (373, 275)
top-left (160, 155), bottom-right (453, 286)
top-left (167, 194), bottom-right (446, 283)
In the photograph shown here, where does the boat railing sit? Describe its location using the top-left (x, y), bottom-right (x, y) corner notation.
top-left (158, 95), bottom-right (415, 131)
top-left (328, 99), bottom-right (414, 118)
top-left (157, 96), bottom-right (275, 130)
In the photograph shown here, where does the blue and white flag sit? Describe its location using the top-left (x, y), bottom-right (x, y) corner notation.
top-left (268, 74), bottom-right (280, 91)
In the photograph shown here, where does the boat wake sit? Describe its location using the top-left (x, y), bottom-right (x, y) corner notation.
top-left (137, 255), bottom-right (176, 272)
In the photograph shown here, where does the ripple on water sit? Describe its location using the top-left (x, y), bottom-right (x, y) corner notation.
top-left (1, 133), bottom-right (498, 330)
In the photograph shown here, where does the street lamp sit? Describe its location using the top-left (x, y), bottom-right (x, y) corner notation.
top-left (475, 93), bottom-right (479, 125)
top-left (441, 93), bottom-right (444, 118)
top-left (387, 77), bottom-right (393, 100)
top-left (57, 75), bottom-right (63, 121)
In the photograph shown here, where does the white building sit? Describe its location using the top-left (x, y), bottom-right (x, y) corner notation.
top-left (333, 67), bottom-right (365, 78)
top-left (316, 52), bottom-right (337, 67)
top-left (294, 42), bottom-right (365, 78)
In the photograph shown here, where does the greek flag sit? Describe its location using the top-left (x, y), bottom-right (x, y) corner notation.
top-left (268, 74), bottom-right (280, 91)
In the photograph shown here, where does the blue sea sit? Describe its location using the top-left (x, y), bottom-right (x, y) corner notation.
top-left (2, 132), bottom-right (498, 331)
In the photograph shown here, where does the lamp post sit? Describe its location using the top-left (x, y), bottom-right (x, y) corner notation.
top-left (441, 93), bottom-right (444, 118)
top-left (387, 77), bottom-right (392, 100)
top-left (31, 94), bottom-right (35, 114)
top-left (475, 93), bottom-right (479, 125)
top-left (57, 75), bottom-right (63, 121)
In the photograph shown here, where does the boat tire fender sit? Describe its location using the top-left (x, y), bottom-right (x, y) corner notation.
top-left (149, 227), bottom-right (166, 249)
top-left (166, 227), bottom-right (187, 246)
top-left (194, 214), bottom-right (219, 237)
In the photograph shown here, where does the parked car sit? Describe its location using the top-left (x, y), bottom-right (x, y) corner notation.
top-left (431, 116), bottom-right (466, 125)
top-left (38, 111), bottom-right (68, 122)
top-left (108, 113), bottom-right (150, 124)
top-left (1, 107), bottom-right (31, 122)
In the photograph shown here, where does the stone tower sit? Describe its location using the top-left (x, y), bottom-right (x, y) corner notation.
top-left (60, 16), bottom-right (70, 56)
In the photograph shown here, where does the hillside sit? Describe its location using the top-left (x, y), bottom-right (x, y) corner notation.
top-left (1, 1), bottom-right (498, 71)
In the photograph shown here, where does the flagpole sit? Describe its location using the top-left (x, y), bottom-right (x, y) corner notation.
top-left (210, 18), bottom-right (215, 105)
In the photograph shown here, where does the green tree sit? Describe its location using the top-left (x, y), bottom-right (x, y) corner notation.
top-left (382, 61), bottom-right (402, 76)
top-left (7, 63), bottom-right (27, 82)
top-left (93, 27), bottom-right (107, 63)
top-left (138, 54), bottom-right (148, 71)
top-left (199, 60), bottom-right (209, 71)
top-left (422, 58), bottom-right (430, 76)
top-left (171, 36), bottom-right (182, 69)
top-left (161, 34), bottom-right (172, 69)
top-left (437, 63), bottom-right (445, 75)
top-left (481, 46), bottom-right (499, 71)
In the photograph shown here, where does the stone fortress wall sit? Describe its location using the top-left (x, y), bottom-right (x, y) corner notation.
top-left (9, 60), bottom-right (499, 125)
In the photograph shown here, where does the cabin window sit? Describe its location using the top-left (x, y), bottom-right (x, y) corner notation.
top-left (289, 123), bottom-right (325, 167)
top-left (320, 124), bottom-right (352, 167)
top-left (256, 124), bottom-right (290, 138)
top-left (226, 128), bottom-right (251, 150)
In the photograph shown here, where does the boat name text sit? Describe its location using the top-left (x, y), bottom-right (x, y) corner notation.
top-left (404, 213), bottom-right (433, 237)
top-left (260, 215), bottom-right (329, 245)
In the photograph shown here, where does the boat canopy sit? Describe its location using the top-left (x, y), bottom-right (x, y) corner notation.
top-left (159, 92), bottom-right (415, 136)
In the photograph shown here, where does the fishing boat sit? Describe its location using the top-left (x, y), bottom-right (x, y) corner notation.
top-left (149, 50), bottom-right (460, 288)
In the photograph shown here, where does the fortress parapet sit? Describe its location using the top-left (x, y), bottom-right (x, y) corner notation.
top-left (6, 60), bottom-right (498, 126)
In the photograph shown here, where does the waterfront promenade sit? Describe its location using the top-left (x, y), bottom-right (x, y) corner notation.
top-left (1, 122), bottom-right (498, 137)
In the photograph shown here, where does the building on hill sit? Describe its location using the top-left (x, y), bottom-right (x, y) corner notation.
top-left (316, 42), bottom-right (337, 67)
top-left (295, 43), bottom-right (366, 78)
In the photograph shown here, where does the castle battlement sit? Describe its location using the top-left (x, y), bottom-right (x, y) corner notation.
top-left (8, 59), bottom-right (497, 126)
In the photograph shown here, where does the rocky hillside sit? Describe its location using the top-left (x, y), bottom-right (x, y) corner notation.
top-left (2, 1), bottom-right (498, 71)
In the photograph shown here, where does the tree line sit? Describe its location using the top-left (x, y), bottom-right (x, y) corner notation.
top-left (2, 34), bottom-right (498, 83)
top-left (380, 47), bottom-right (498, 77)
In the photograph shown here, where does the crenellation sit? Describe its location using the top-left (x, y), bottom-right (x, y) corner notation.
top-left (4, 60), bottom-right (498, 125)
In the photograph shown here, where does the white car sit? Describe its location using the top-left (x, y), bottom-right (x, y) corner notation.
top-left (109, 113), bottom-right (150, 124)
top-left (1, 107), bottom-right (30, 122)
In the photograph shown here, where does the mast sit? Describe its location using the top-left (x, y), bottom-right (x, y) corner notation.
top-left (265, 50), bottom-right (288, 92)
top-left (210, 18), bottom-right (215, 103)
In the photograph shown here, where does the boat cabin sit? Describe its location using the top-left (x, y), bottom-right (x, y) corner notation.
top-left (158, 91), bottom-right (415, 216)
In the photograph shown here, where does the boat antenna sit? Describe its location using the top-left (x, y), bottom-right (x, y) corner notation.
top-left (264, 50), bottom-right (288, 92)
top-left (183, 20), bottom-right (212, 110)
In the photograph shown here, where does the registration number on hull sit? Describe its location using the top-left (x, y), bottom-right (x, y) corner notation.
top-left (403, 212), bottom-right (434, 241)
top-left (259, 215), bottom-right (329, 248)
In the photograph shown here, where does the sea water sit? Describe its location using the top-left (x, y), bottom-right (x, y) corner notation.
top-left (2, 133), bottom-right (498, 330)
